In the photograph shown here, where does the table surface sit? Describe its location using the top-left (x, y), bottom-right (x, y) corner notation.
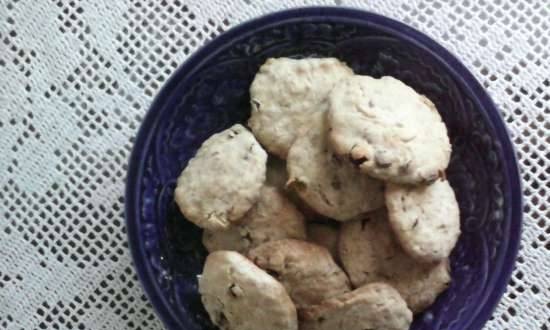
top-left (0, 1), bottom-right (548, 329)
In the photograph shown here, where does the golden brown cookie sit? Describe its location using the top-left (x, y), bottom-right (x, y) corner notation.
top-left (249, 239), bottom-right (351, 308)
top-left (338, 209), bottom-right (451, 313)
top-left (300, 282), bottom-right (412, 330)
top-left (202, 186), bottom-right (306, 254)
top-left (199, 251), bottom-right (298, 330)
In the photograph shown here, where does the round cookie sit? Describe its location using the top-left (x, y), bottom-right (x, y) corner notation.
top-left (202, 186), bottom-right (307, 254)
top-left (300, 282), bottom-right (412, 330)
top-left (286, 113), bottom-right (384, 221)
top-left (199, 251), bottom-right (298, 330)
top-left (249, 57), bottom-right (353, 158)
top-left (328, 75), bottom-right (452, 184)
top-left (385, 179), bottom-right (461, 263)
top-left (338, 209), bottom-right (451, 313)
top-left (174, 124), bottom-right (267, 231)
top-left (307, 222), bottom-right (340, 261)
top-left (248, 239), bottom-right (351, 308)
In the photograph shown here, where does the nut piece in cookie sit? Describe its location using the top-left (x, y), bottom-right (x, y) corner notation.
top-left (249, 57), bottom-right (353, 158)
top-left (174, 124), bottom-right (267, 231)
top-left (199, 251), bottom-right (298, 330)
top-left (286, 113), bottom-right (384, 221)
top-left (300, 282), bottom-right (412, 330)
top-left (248, 239), bottom-right (351, 308)
top-left (338, 209), bottom-right (451, 313)
top-left (307, 222), bottom-right (340, 261)
top-left (202, 186), bottom-right (306, 254)
top-left (328, 75), bottom-right (451, 184)
top-left (386, 179), bottom-right (460, 263)
top-left (266, 155), bottom-right (324, 221)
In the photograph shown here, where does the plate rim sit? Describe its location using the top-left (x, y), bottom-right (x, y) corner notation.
top-left (125, 6), bottom-right (523, 330)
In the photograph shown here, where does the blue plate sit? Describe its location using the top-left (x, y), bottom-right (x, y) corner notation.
top-left (125, 7), bottom-right (522, 330)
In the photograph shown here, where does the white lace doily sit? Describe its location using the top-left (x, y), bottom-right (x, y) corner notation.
top-left (0, 1), bottom-right (548, 329)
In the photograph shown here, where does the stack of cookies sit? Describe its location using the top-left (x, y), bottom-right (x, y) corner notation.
top-left (175, 57), bottom-right (460, 330)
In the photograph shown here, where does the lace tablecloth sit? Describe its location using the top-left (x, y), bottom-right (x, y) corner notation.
top-left (0, 1), bottom-right (548, 329)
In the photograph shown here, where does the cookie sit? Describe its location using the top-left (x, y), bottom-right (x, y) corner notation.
top-left (199, 251), bottom-right (298, 330)
top-left (338, 209), bottom-right (451, 313)
top-left (174, 124), bottom-right (267, 231)
top-left (328, 75), bottom-right (451, 184)
top-left (386, 179), bottom-right (461, 263)
top-left (306, 222), bottom-right (340, 261)
top-left (249, 57), bottom-right (353, 158)
top-left (202, 186), bottom-right (307, 254)
top-left (300, 282), bottom-right (412, 330)
top-left (248, 239), bottom-right (351, 308)
top-left (286, 113), bottom-right (385, 221)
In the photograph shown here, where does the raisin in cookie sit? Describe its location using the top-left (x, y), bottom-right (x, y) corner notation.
top-left (174, 124), bottom-right (267, 231)
top-left (300, 282), bottom-right (412, 330)
top-left (248, 239), bottom-right (351, 308)
top-left (202, 186), bottom-right (306, 254)
top-left (338, 209), bottom-right (451, 313)
top-left (286, 113), bottom-right (384, 221)
top-left (199, 251), bottom-right (298, 330)
top-left (249, 58), bottom-right (352, 158)
top-left (385, 179), bottom-right (460, 263)
top-left (328, 75), bottom-right (451, 184)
